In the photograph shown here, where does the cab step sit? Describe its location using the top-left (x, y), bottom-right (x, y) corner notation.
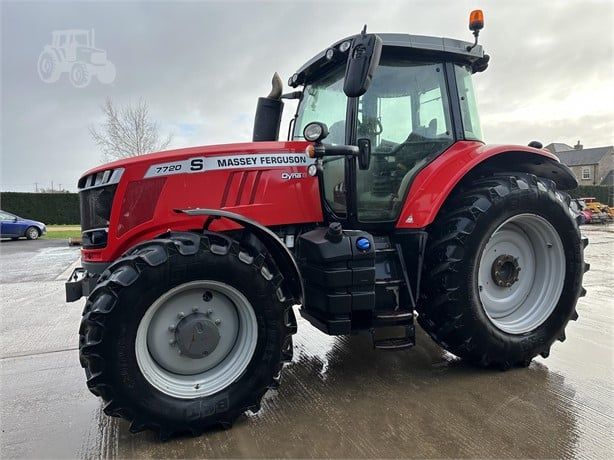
top-left (374, 309), bottom-right (413, 326)
top-left (371, 323), bottom-right (415, 350)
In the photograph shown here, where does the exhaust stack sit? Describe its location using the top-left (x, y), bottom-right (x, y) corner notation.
top-left (252, 73), bottom-right (284, 142)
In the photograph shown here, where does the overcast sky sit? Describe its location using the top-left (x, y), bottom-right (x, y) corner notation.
top-left (1, 0), bottom-right (612, 192)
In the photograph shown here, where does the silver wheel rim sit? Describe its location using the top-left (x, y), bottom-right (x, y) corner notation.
top-left (28, 228), bottom-right (39, 239)
top-left (135, 280), bottom-right (258, 399)
top-left (477, 213), bottom-right (565, 334)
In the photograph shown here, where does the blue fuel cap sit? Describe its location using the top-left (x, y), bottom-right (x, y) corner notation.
top-left (356, 237), bottom-right (371, 251)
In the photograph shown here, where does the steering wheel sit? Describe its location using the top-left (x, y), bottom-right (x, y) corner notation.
top-left (357, 117), bottom-right (383, 136)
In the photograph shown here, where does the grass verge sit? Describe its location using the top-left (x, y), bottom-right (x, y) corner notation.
top-left (44, 225), bottom-right (81, 239)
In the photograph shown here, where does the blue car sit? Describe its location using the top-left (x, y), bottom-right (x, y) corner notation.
top-left (0, 210), bottom-right (47, 240)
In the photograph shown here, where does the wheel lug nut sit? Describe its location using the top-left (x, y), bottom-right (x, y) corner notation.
top-left (177, 312), bottom-right (185, 319)
top-left (206, 309), bottom-right (213, 316)
top-left (169, 339), bottom-right (176, 346)
top-left (168, 324), bottom-right (176, 331)
top-left (192, 307), bottom-right (199, 313)
top-left (215, 319), bottom-right (221, 325)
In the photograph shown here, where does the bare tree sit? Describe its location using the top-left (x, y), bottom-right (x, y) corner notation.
top-left (90, 98), bottom-right (173, 161)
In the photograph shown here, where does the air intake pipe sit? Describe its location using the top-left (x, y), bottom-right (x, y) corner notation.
top-left (252, 73), bottom-right (284, 142)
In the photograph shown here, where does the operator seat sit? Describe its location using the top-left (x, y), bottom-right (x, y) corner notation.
top-left (327, 120), bottom-right (346, 145)
top-left (391, 118), bottom-right (439, 212)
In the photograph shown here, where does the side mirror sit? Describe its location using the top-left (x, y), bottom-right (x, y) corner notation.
top-left (13, 217), bottom-right (18, 222)
top-left (343, 29), bottom-right (382, 98)
top-left (357, 138), bottom-right (371, 170)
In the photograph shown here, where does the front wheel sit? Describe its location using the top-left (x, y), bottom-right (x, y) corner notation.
top-left (419, 174), bottom-right (587, 369)
top-left (79, 232), bottom-right (296, 438)
top-left (69, 62), bottom-right (91, 88)
top-left (95, 61), bottom-right (116, 84)
top-left (26, 226), bottom-right (40, 240)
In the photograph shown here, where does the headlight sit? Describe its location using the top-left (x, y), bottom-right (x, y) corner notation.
top-left (339, 40), bottom-right (351, 52)
top-left (303, 122), bottom-right (329, 143)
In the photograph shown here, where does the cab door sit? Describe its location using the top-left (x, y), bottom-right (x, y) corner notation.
top-left (353, 60), bottom-right (454, 223)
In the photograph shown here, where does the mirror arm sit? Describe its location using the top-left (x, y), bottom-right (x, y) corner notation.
top-left (314, 143), bottom-right (359, 158)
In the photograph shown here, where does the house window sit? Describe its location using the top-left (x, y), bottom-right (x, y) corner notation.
top-left (581, 167), bottom-right (591, 180)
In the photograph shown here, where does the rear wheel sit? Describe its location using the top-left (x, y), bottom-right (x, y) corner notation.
top-left (26, 226), bottom-right (40, 240)
top-left (419, 174), bottom-right (587, 369)
top-left (37, 50), bottom-right (60, 83)
top-left (79, 231), bottom-right (296, 439)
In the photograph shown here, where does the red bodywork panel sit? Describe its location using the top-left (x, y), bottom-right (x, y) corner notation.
top-left (81, 141), bottom-right (321, 263)
top-left (81, 139), bottom-right (564, 263)
top-left (395, 141), bottom-right (564, 228)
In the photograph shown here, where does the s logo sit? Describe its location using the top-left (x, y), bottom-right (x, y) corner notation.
top-left (190, 159), bottom-right (204, 171)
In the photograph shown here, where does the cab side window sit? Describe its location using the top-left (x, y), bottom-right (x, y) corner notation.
top-left (418, 87), bottom-right (448, 136)
top-left (455, 65), bottom-right (483, 141)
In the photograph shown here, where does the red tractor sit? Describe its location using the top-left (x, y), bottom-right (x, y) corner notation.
top-left (67, 12), bottom-right (588, 439)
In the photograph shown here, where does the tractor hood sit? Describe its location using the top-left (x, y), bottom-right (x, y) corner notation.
top-left (78, 140), bottom-right (322, 261)
top-left (80, 141), bottom-right (311, 180)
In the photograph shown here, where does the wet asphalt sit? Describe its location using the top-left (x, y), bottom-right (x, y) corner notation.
top-left (0, 229), bottom-right (612, 458)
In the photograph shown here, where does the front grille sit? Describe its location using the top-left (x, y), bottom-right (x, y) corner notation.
top-left (79, 185), bottom-right (117, 231)
top-left (78, 168), bottom-right (123, 246)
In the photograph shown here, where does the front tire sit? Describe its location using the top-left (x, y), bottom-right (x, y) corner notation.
top-left (70, 62), bottom-right (91, 88)
top-left (419, 174), bottom-right (587, 369)
top-left (96, 61), bottom-right (116, 84)
top-left (79, 231), bottom-right (296, 438)
top-left (26, 226), bottom-right (40, 240)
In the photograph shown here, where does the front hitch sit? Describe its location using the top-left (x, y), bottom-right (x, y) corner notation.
top-left (65, 267), bottom-right (98, 302)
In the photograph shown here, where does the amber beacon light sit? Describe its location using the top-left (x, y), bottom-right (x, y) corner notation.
top-left (467, 9), bottom-right (484, 51)
top-left (469, 9), bottom-right (484, 31)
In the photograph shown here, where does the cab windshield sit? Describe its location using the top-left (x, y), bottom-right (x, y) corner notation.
top-left (294, 57), bottom-right (456, 222)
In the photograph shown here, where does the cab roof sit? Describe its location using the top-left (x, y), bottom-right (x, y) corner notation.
top-left (289, 33), bottom-right (485, 88)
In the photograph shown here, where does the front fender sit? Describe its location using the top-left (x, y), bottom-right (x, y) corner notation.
top-left (174, 208), bottom-right (303, 304)
top-left (396, 141), bottom-right (576, 229)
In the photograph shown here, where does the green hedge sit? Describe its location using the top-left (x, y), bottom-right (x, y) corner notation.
top-left (1, 186), bottom-right (610, 226)
top-left (0, 192), bottom-right (80, 225)
top-left (569, 186), bottom-right (614, 206)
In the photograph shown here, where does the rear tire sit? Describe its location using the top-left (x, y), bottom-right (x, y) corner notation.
top-left (26, 227), bottom-right (40, 240)
top-left (419, 174), bottom-right (587, 369)
top-left (37, 50), bottom-right (60, 83)
top-left (79, 231), bottom-right (296, 439)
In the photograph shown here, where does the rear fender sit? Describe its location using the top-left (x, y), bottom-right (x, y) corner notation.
top-left (396, 141), bottom-right (577, 229)
top-left (174, 208), bottom-right (303, 304)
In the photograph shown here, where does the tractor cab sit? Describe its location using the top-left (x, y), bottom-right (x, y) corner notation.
top-left (288, 31), bottom-right (489, 227)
